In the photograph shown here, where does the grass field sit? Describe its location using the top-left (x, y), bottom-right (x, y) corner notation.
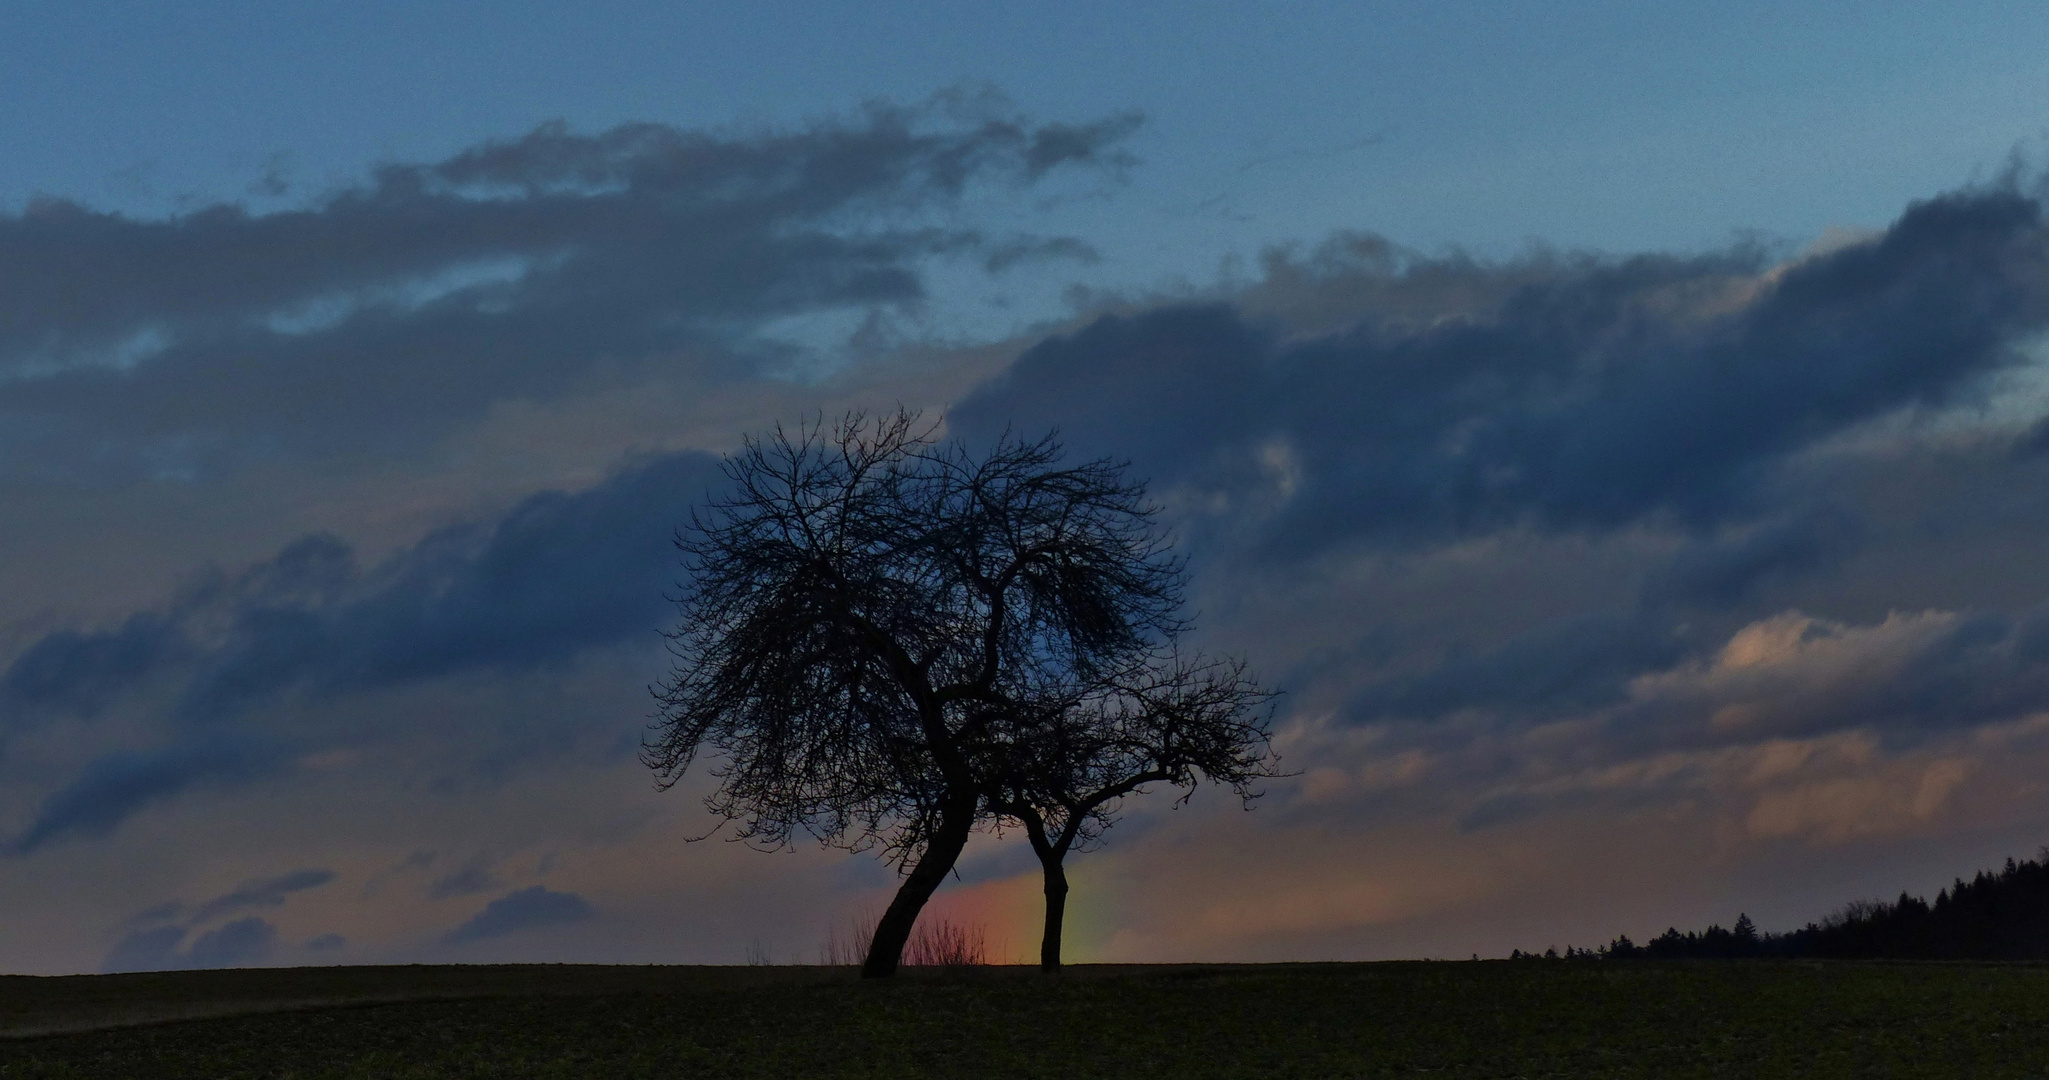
top-left (2, 959), bottom-right (2046, 1078)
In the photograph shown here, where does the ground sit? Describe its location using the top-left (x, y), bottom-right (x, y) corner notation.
top-left (1, 960), bottom-right (2044, 1077)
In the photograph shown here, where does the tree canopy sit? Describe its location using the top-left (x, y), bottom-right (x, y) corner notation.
top-left (646, 410), bottom-right (1276, 975)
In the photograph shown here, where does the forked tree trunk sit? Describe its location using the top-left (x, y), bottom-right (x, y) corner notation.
top-left (862, 793), bottom-right (977, 978)
top-left (1039, 857), bottom-right (1070, 972)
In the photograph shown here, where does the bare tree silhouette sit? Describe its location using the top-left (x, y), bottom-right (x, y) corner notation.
top-left (647, 410), bottom-right (1264, 977)
top-left (990, 653), bottom-right (1277, 971)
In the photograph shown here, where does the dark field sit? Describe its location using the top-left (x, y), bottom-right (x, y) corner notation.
top-left (2, 960), bottom-right (2046, 1078)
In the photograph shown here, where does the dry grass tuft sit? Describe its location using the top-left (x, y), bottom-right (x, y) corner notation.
top-left (819, 910), bottom-right (989, 967)
top-left (902, 916), bottom-right (988, 968)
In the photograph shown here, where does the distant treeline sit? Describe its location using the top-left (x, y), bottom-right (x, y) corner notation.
top-left (1513, 850), bottom-right (2049, 961)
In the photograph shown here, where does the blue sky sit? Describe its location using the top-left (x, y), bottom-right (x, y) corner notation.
top-left (12, 2), bottom-right (2047, 266)
top-left (6, 3), bottom-right (2049, 974)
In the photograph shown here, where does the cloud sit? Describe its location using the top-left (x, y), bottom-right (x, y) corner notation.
top-left (1, 613), bottom-right (185, 718)
top-left (3, 532), bottom-right (355, 729)
top-left (0, 100), bottom-right (1136, 481)
top-left (1612, 607), bottom-right (2049, 746)
top-left (426, 857), bottom-right (502, 900)
top-left (185, 868), bottom-right (335, 925)
top-left (1019, 113), bottom-right (1142, 178)
top-left (1249, 587), bottom-right (2049, 850)
top-left (1339, 602), bottom-right (2049, 836)
top-left (148, 448), bottom-right (721, 721)
top-left (952, 188), bottom-right (2049, 554)
top-left (1349, 613), bottom-right (1688, 725)
top-left (123, 902), bottom-right (183, 927)
top-left (101, 926), bottom-right (189, 973)
top-left (97, 869), bottom-right (332, 971)
top-left (1438, 723), bottom-right (1993, 844)
top-left (0, 447), bottom-right (720, 850)
top-left (10, 118), bottom-right (2049, 973)
top-left (7, 734), bottom-right (290, 855)
top-left (1742, 755), bottom-right (1972, 843)
top-left (315, 451), bottom-right (722, 688)
top-left (102, 914), bottom-right (283, 971)
top-left (1640, 508), bottom-right (1865, 608)
top-left (17, 182), bottom-right (2049, 865)
top-left (441, 886), bottom-right (596, 945)
top-left (183, 917), bottom-right (278, 968)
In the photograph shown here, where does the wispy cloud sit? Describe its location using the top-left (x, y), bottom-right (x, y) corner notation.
top-left (9, 734), bottom-right (290, 855)
top-left (0, 101), bottom-right (1136, 482)
top-left (101, 869), bottom-right (333, 971)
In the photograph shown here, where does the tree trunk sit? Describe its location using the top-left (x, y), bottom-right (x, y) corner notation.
top-left (862, 793), bottom-right (976, 978)
top-left (1039, 856), bottom-right (1069, 972)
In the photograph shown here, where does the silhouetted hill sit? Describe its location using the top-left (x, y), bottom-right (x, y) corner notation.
top-left (1515, 850), bottom-right (2049, 961)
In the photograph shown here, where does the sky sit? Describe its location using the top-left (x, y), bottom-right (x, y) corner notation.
top-left (5, 2), bottom-right (2049, 973)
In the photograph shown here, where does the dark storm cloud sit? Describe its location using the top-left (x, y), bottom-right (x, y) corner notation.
top-left (441, 886), bottom-right (595, 945)
top-left (1348, 613), bottom-right (1687, 725)
top-left (0, 612), bottom-right (186, 717)
top-left (2, 450), bottom-right (721, 852)
top-left (953, 188), bottom-right (2049, 552)
top-left (1, 531), bottom-right (355, 724)
top-left (1340, 511), bottom-right (1870, 728)
top-left (0, 102), bottom-right (1134, 479)
top-left (941, 180), bottom-right (2049, 820)
top-left (3, 451), bottom-right (718, 730)
top-left (170, 448), bottom-right (722, 715)
top-left (1639, 508), bottom-right (1866, 608)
